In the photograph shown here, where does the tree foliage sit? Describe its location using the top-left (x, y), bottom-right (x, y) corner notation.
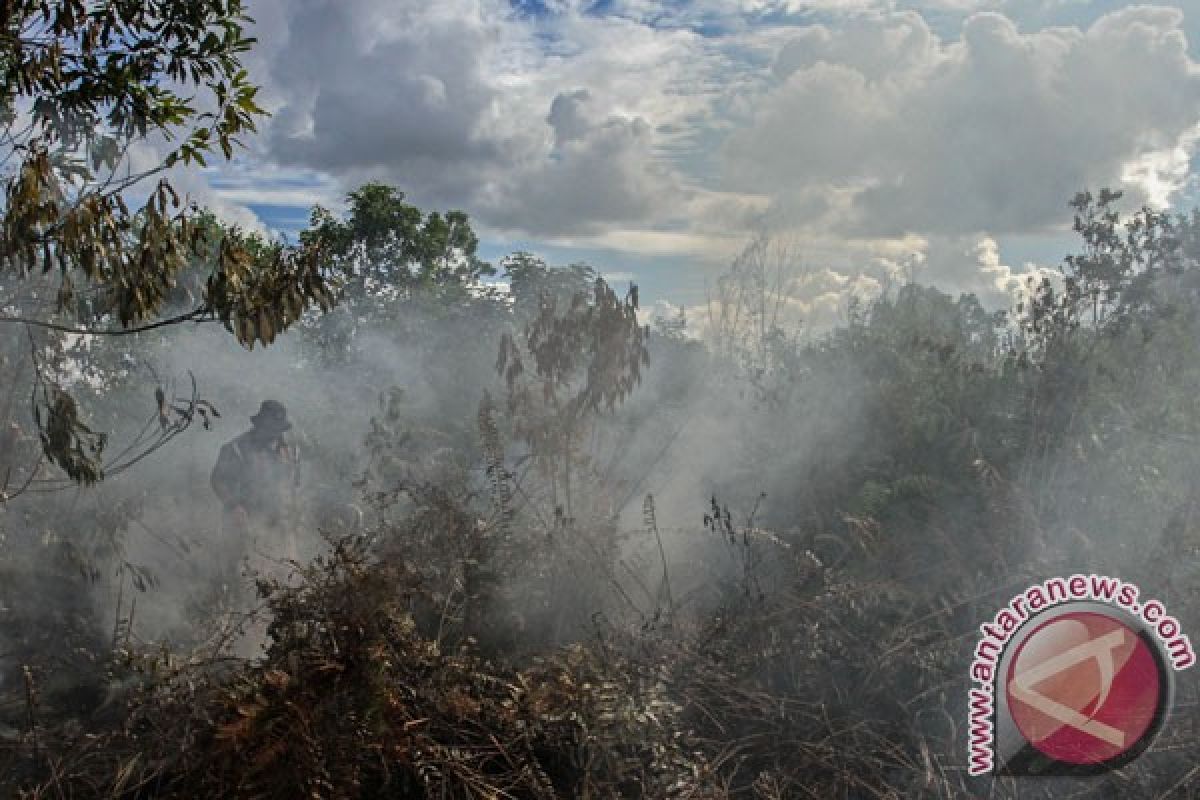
top-left (302, 182), bottom-right (493, 302)
top-left (0, 0), bottom-right (341, 493)
top-left (0, 0), bottom-right (337, 342)
top-left (497, 263), bottom-right (648, 517)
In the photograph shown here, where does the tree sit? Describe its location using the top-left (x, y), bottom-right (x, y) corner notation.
top-left (496, 268), bottom-right (648, 521)
top-left (302, 182), bottom-right (493, 303)
top-left (500, 251), bottom-right (595, 321)
top-left (296, 183), bottom-right (499, 369)
top-left (0, 1), bottom-right (338, 494)
top-left (704, 233), bottom-right (806, 383)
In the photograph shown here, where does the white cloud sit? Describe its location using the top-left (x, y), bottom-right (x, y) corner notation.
top-left (540, 229), bottom-right (747, 260)
top-left (262, 0), bottom-right (511, 201)
top-left (475, 88), bottom-right (685, 234)
top-left (724, 7), bottom-right (1200, 237)
top-left (912, 234), bottom-right (1048, 308)
top-left (248, 0), bottom-right (729, 237)
top-left (1121, 123), bottom-right (1200, 208)
top-left (208, 0), bottom-right (1200, 307)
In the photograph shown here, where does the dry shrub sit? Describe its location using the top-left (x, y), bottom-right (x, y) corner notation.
top-left (7, 533), bottom-right (711, 799)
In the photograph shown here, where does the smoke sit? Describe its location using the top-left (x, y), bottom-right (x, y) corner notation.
top-left (4, 227), bottom-right (1199, 737)
top-left (0, 297), bottom-right (501, 655)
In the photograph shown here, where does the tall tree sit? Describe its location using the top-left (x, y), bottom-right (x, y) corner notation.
top-left (302, 182), bottom-right (493, 305)
top-left (296, 182), bottom-right (500, 386)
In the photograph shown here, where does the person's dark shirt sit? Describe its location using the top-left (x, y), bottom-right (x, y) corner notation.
top-left (211, 429), bottom-right (299, 523)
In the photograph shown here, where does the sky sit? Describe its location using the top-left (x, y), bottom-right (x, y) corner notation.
top-left (184, 0), bottom-right (1200, 327)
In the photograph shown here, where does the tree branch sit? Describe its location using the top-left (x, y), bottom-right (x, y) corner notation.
top-left (0, 307), bottom-right (211, 336)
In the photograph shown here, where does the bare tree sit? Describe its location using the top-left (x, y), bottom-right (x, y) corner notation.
top-left (704, 232), bottom-right (805, 375)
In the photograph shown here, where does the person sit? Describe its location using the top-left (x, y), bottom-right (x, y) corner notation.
top-left (210, 400), bottom-right (302, 582)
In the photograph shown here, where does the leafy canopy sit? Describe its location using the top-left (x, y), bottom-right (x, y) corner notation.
top-left (0, 0), bottom-right (337, 347)
top-left (302, 182), bottom-right (494, 303)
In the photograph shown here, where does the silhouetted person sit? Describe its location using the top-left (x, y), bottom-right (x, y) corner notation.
top-left (210, 400), bottom-right (301, 584)
top-left (211, 400), bottom-right (299, 523)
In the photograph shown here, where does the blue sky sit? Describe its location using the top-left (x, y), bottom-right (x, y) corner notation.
top-left (182, 0), bottom-right (1200, 327)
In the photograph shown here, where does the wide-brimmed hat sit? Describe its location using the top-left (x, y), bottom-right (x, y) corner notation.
top-left (250, 399), bottom-right (292, 433)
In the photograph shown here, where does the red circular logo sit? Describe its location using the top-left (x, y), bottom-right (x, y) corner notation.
top-left (1005, 611), bottom-right (1165, 765)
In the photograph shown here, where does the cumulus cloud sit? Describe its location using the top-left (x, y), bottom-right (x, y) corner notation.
top-left (248, 0), bottom-right (716, 237)
top-left (911, 234), bottom-right (1048, 308)
top-left (477, 88), bottom-right (685, 234)
top-left (211, 0), bottom-right (1200, 307)
top-left (262, 0), bottom-right (512, 206)
top-left (725, 7), bottom-right (1200, 236)
top-left (771, 11), bottom-right (937, 82)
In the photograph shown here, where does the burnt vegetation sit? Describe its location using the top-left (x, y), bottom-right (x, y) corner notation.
top-left (4, 5), bottom-right (1200, 799)
top-left (4, 186), bottom-right (1200, 799)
